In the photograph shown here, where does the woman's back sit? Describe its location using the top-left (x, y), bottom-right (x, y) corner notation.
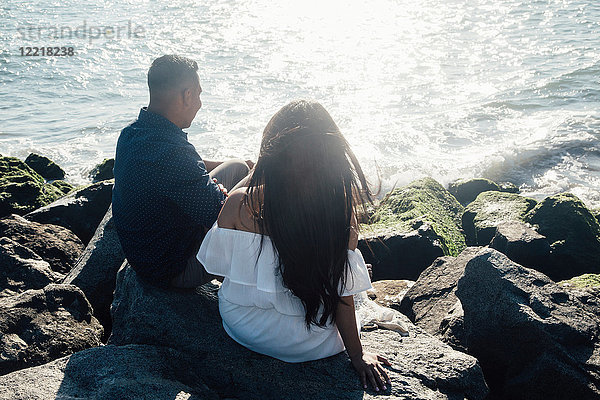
top-left (197, 188), bottom-right (372, 362)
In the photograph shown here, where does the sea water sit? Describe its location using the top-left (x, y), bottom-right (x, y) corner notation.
top-left (1, 0), bottom-right (599, 208)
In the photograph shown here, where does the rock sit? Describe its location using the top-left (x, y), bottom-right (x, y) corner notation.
top-left (367, 280), bottom-right (414, 311)
top-left (489, 220), bottom-right (552, 276)
top-left (498, 181), bottom-right (520, 193)
top-left (462, 191), bottom-right (537, 246)
top-left (64, 206), bottom-right (124, 339)
top-left (593, 208), bottom-right (600, 224)
top-left (0, 283), bottom-right (103, 375)
top-left (48, 180), bottom-right (74, 196)
top-left (448, 178), bottom-right (500, 205)
top-left (0, 214), bottom-right (84, 274)
top-left (89, 158), bottom-right (115, 182)
top-left (559, 274), bottom-right (600, 317)
top-left (0, 344), bottom-right (217, 400)
top-left (0, 237), bottom-right (63, 298)
top-left (24, 153), bottom-right (65, 181)
top-left (25, 180), bottom-right (113, 245)
top-left (360, 177), bottom-right (466, 280)
top-left (456, 248), bottom-right (600, 400)
top-left (0, 157), bottom-right (65, 218)
top-left (399, 247), bottom-right (481, 345)
top-left (524, 193), bottom-right (600, 280)
top-left (358, 221), bottom-right (445, 280)
top-left (109, 264), bottom-right (489, 400)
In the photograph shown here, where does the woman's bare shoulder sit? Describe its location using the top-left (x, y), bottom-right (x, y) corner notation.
top-left (217, 187), bottom-right (248, 229)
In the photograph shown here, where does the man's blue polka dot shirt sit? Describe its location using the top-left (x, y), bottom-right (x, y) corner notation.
top-left (112, 107), bottom-right (225, 285)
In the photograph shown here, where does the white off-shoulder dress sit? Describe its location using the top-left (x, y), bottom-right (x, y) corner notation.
top-left (196, 222), bottom-right (373, 363)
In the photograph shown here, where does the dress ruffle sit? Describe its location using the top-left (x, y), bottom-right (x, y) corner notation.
top-left (197, 223), bottom-right (373, 317)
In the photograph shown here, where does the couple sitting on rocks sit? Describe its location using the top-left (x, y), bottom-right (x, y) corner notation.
top-left (112, 54), bottom-right (390, 391)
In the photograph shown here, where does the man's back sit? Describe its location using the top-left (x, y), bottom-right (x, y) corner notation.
top-left (112, 107), bottom-right (225, 284)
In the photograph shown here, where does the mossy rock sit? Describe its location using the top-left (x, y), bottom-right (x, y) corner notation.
top-left (592, 208), bottom-right (600, 224)
top-left (462, 191), bottom-right (537, 246)
top-left (49, 180), bottom-right (75, 196)
top-left (24, 153), bottom-right (65, 180)
top-left (448, 178), bottom-right (501, 205)
top-left (0, 157), bottom-right (65, 217)
top-left (524, 193), bottom-right (600, 279)
top-left (89, 158), bottom-right (114, 182)
top-left (365, 177), bottom-right (466, 256)
top-left (498, 181), bottom-right (520, 194)
top-left (559, 274), bottom-right (600, 289)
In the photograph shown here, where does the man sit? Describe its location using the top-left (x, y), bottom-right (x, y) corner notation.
top-left (112, 54), bottom-right (250, 288)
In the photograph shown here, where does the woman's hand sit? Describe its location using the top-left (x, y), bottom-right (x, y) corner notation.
top-left (350, 351), bottom-right (392, 392)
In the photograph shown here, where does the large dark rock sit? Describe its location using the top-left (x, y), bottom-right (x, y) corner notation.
top-left (89, 158), bottom-right (115, 182)
top-left (489, 220), bottom-right (552, 276)
top-left (0, 157), bottom-right (65, 218)
top-left (359, 221), bottom-right (445, 280)
top-left (0, 237), bottom-right (63, 298)
top-left (0, 283), bottom-right (103, 375)
top-left (64, 206), bottom-right (124, 339)
top-left (367, 178), bottom-right (466, 256)
top-left (24, 153), bottom-right (65, 181)
top-left (108, 263), bottom-right (489, 400)
top-left (399, 247), bottom-right (481, 348)
top-left (25, 180), bottom-right (113, 245)
top-left (524, 193), bottom-right (600, 280)
top-left (462, 191), bottom-right (537, 246)
top-left (448, 178), bottom-right (500, 205)
top-left (456, 248), bottom-right (600, 400)
top-left (360, 177), bottom-right (466, 280)
top-left (0, 214), bottom-right (84, 274)
top-left (0, 345), bottom-right (217, 400)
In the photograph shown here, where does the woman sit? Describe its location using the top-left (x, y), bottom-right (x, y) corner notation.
top-left (197, 100), bottom-right (391, 391)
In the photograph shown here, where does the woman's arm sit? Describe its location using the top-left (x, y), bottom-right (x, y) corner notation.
top-left (335, 295), bottom-right (391, 391)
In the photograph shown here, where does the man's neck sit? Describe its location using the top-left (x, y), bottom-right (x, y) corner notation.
top-left (147, 104), bottom-right (185, 129)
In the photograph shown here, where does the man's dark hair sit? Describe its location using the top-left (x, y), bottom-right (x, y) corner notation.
top-left (147, 55), bottom-right (198, 95)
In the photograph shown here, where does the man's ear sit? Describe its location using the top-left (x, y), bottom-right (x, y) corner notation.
top-left (181, 87), bottom-right (192, 108)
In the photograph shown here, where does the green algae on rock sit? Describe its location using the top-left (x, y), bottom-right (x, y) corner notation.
top-left (0, 157), bottom-right (66, 218)
top-left (48, 180), bottom-right (75, 196)
top-left (462, 191), bottom-right (537, 246)
top-left (365, 177), bottom-right (466, 256)
top-left (525, 193), bottom-right (600, 279)
top-left (592, 208), bottom-right (600, 224)
top-left (24, 153), bottom-right (65, 181)
top-left (448, 178), bottom-right (501, 205)
top-left (89, 158), bottom-right (114, 182)
top-left (559, 274), bottom-right (600, 289)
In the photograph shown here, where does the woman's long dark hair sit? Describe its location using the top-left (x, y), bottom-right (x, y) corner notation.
top-left (246, 100), bottom-right (373, 328)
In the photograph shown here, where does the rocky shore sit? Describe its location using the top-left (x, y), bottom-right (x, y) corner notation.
top-left (0, 154), bottom-right (599, 399)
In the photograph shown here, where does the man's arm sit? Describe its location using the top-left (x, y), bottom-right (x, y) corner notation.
top-left (164, 148), bottom-right (226, 228)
